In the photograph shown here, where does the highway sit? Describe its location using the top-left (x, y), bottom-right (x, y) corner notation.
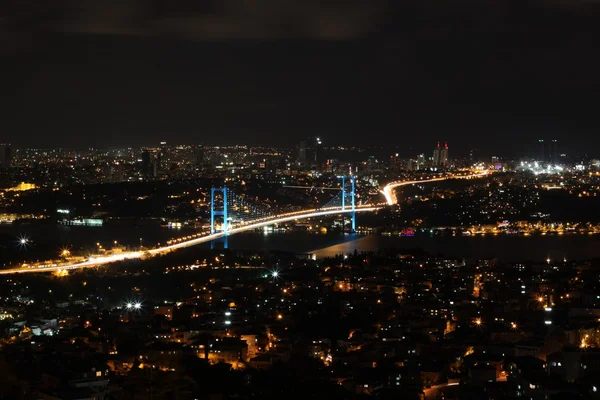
top-left (381, 172), bottom-right (489, 205)
top-left (423, 382), bottom-right (460, 399)
top-left (0, 206), bottom-right (380, 275)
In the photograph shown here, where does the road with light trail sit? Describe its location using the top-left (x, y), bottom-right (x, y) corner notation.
top-left (0, 206), bottom-right (379, 275)
top-left (1, 172), bottom-right (490, 275)
top-left (423, 382), bottom-right (460, 399)
top-left (381, 172), bottom-right (489, 205)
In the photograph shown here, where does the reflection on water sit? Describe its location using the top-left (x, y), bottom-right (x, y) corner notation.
top-left (221, 231), bottom-right (353, 253)
top-left (0, 223), bottom-right (352, 264)
top-left (311, 235), bottom-right (374, 258)
top-left (2, 222), bottom-right (600, 264)
top-left (311, 234), bottom-right (600, 262)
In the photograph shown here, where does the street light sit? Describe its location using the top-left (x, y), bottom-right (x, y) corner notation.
top-left (17, 235), bottom-right (30, 249)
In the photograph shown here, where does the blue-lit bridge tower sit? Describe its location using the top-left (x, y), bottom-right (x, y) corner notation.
top-left (210, 187), bottom-right (228, 248)
top-left (210, 187), bottom-right (228, 234)
top-left (339, 175), bottom-right (357, 232)
top-left (210, 180), bottom-right (357, 240)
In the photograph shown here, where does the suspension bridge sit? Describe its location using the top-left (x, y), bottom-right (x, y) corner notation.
top-left (0, 172), bottom-right (489, 274)
top-left (2, 176), bottom-right (376, 274)
top-left (207, 175), bottom-right (361, 248)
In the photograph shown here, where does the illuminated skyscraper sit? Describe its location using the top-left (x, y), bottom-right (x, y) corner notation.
top-left (432, 142), bottom-right (441, 167)
top-left (417, 154), bottom-right (425, 169)
top-left (440, 142), bottom-right (449, 167)
top-left (311, 136), bottom-right (322, 166)
top-left (159, 141), bottom-right (168, 170)
top-left (469, 149), bottom-right (477, 163)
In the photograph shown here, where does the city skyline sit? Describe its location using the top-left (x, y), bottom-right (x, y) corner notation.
top-left (2, 3), bottom-right (600, 399)
top-left (0, 138), bottom-right (576, 161)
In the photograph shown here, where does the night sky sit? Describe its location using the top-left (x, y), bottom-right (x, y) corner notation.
top-left (2, 0), bottom-right (600, 156)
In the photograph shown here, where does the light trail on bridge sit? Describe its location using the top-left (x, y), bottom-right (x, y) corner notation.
top-left (282, 185), bottom-right (341, 190)
top-left (1, 173), bottom-right (489, 275)
top-left (381, 172), bottom-right (490, 205)
top-left (0, 206), bottom-right (380, 275)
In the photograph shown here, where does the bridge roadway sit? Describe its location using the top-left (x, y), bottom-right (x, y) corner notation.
top-left (1, 172), bottom-right (489, 275)
top-left (0, 206), bottom-right (380, 275)
top-left (381, 171), bottom-right (489, 205)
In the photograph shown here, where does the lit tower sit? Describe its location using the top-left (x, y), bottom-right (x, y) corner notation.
top-left (432, 142), bottom-right (441, 167)
top-left (417, 154), bottom-right (425, 169)
top-left (210, 187), bottom-right (229, 249)
top-left (210, 188), bottom-right (228, 235)
top-left (338, 175), bottom-right (357, 232)
top-left (440, 142), bottom-right (449, 167)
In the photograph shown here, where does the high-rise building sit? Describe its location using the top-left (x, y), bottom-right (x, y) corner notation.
top-left (538, 139), bottom-right (545, 162)
top-left (297, 141), bottom-right (307, 164)
top-left (469, 149), bottom-right (477, 164)
top-left (297, 137), bottom-right (322, 167)
top-left (417, 154), bottom-right (425, 169)
top-left (313, 137), bottom-right (322, 165)
top-left (159, 141), bottom-right (168, 169)
top-left (550, 140), bottom-right (559, 165)
top-left (432, 142), bottom-right (441, 167)
top-left (0, 143), bottom-right (11, 169)
top-left (141, 148), bottom-right (161, 179)
top-left (536, 139), bottom-right (559, 164)
top-left (440, 142), bottom-right (449, 167)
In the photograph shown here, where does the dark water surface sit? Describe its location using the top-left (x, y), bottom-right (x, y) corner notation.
top-left (2, 223), bottom-right (600, 265)
top-left (310, 234), bottom-right (600, 262)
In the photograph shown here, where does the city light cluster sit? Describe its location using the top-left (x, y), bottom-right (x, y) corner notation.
top-left (125, 302), bottom-right (142, 310)
top-left (519, 161), bottom-right (564, 175)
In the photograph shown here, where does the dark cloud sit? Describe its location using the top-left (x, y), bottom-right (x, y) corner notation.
top-left (2, 0), bottom-right (600, 155)
top-left (1, 0), bottom-right (392, 41)
top-left (3, 0), bottom-right (600, 44)
top-left (147, 0), bottom-right (387, 40)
